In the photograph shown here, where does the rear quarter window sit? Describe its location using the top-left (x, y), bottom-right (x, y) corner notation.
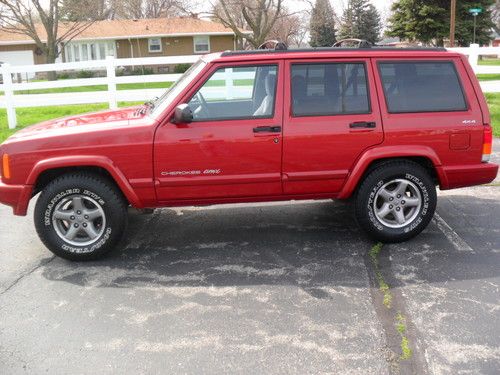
top-left (378, 61), bottom-right (468, 113)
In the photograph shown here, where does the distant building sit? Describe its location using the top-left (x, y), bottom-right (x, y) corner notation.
top-left (0, 18), bottom-right (248, 71)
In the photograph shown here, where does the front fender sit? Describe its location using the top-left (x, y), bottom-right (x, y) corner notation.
top-left (337, 145), bottom-right (446, 199)
top-left (26, 155), bottom-right (143, 208)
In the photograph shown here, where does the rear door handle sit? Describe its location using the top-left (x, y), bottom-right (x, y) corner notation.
top-left (349, 121), bottom-right (376, 129)
top-left (253, 126), bottom-right (282, 133)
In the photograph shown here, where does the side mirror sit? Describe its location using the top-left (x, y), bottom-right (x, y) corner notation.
top-left (173, 103), bottom-right (193, 124)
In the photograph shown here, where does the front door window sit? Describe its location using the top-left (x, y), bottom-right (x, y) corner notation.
top-left (188, 65), bottom-right (278, 121)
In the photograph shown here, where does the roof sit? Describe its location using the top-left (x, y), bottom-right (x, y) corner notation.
top-left (208, 47), bottom-right (460, 63)
top-left (0, 17), bottom-right (245, 45)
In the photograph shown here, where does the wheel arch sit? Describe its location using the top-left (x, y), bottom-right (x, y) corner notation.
top-left (338, 146), bottom-right (446, 199)
top-left (27, 156), bottom-right (143, 208)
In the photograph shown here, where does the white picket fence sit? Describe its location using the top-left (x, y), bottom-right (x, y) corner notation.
top-left (2, 45), bottom-right (500, 130)
top-left (0, 55), bottom-right (199, 129)
top-left (448, 44), bottom-right (500, 73)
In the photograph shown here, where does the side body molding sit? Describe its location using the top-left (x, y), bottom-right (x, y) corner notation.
top-left (26, 155), bottom-right (143, 208)
top-left (338, 145), bottom-right (446, 199)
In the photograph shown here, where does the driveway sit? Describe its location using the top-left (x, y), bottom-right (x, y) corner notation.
top-left (0, 142), bottom-right (499, 374)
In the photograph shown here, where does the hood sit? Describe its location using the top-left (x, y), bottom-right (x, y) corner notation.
top-left (8, 106), bottom-right (147, 140)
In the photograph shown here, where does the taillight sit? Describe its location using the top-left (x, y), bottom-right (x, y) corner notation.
top-left (482, 126), bottom-right (493, 163)
top-left (2, 154), bottom-right (11, 179)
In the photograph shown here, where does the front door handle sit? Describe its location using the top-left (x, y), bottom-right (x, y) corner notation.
top-left (349, 121), bottom-right (376, 129)
top-left (253, 126), bottom-right (282, 133)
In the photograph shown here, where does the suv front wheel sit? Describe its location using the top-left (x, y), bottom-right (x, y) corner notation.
top-left (34, 173), bottom-right (128, 261)
top-left (355, 161), bottom-right (437, 243)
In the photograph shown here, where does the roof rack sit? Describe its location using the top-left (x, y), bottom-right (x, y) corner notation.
top-left (333, 38), bottom-right (373, 48)
top-left (257, 40), bottom-right (288, 50)
top-left (221, 46), bottom-right (447, 57)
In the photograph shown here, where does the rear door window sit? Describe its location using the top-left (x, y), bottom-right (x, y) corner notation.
top-left (291, 62), bottom-right (370, 117)
top-left (378, 61), bottom-right (467, 113)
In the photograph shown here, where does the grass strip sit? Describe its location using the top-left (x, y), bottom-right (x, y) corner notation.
top-left (369, 242), bottom-right (413, 361)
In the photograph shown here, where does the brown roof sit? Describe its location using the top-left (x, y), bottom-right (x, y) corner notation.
top-left (0, 17), bottom-right (242, 45)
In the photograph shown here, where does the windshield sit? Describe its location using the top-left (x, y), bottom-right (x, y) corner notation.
top-left (151, 59), bottom-right (207, 117)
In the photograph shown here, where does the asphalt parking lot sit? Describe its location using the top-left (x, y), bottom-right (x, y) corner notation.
top-left (1, 143), bottom-right (499, 374)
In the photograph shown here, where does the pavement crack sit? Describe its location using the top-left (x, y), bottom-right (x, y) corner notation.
top-left (0, 256), bottom-right (56, 296)
top-left (365, 242), bottom-right (429, 375)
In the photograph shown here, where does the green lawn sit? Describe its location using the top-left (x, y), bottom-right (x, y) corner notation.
top-left (477, 74), bottom-right (500, 81)
top-left (477, 59), bottom-right (500, 81)
top-left (1, 82), bottom-right (172, 95)
top-left (1, 94), bottom-right (500, 143)
top-left (0, 102), bottom-right (141, 142)
top-left (485, 93), bottom-right (500, 137)
top-left (0, 79), bottom-right (254, 95)
top-left (479, 58), bottom-right (500, 66)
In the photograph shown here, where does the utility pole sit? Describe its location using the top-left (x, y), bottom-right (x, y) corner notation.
top-left (450, 0), bottom-right (456, 47)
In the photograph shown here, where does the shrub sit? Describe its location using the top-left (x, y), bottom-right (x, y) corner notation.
top-left (174, 63), bottom-right (192, 73)
top-left (76, 70), bottom-right (95, 78)
top-left (57, 72), bottom-right (70, 80)
top-left (129, 67), bottom-right (154, 76)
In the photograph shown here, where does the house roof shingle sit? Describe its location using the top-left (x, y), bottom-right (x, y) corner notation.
top-left (0, 17), bottom-right (241, 45)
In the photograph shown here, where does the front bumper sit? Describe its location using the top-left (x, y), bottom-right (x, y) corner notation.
top-left (0, 180), bottom-right (33, 216)
top-left (439, 162), bottom-right (499, 189)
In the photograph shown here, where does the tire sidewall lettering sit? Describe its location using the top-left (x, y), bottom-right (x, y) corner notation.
top-left (367, 174), bottom-right (429, 233)
top-left (44, 188), bottom-right (109, 254)
top-left (367, 180), bottom-right (384, 231)
top-left (61, 228), bottom-right (112, 254)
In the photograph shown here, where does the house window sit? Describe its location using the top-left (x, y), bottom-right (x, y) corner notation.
top-left (73, 44), bottom-right (80, 61)
top-left (81, 44), bottom-right (88, 60)
top-left (64, 41), bottom-right (116, 62)
top-left (148, 38), bottom-right (162, 53)
top-left (193, 36), bottom-right (210, 54)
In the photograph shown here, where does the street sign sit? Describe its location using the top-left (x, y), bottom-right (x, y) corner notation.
top-left (469, 8), bottom-right (483, 44)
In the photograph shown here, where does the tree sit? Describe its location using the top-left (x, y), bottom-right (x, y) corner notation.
top-left (212, 0), bottom-right (247, 48)
top-left (455, 1), bottom-right (495, 46)
top-left (0, 0), bottom-right (94, 79)
top-left (492, 0), bottom-right (500, 31)
top-left (387, 0), bottom-right (494, 46)
top-left (61, 0), bottom-right (116, 21)
top-left (309, 0), bottom-right (337, 47)
top-left (338, 0), bottom-right (381, 44)
top-left (213, 0), bottom-right (284, 48)
top-left (269, 8), bottom-right (308, 47)
top-left (113, 0), bottom-right (186, 19)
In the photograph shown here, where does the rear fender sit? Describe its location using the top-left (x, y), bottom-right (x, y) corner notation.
top-left (338, 146), bottom-right (445, 199)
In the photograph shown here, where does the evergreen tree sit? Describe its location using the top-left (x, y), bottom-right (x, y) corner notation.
top-left (387, 0), bottom-right (494, 46)
top-left (338, 0), bottom-right (382, 44)
top-left (309, 0), bottom-right (337, 47)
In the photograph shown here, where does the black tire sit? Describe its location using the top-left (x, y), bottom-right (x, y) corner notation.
top-left (34, 173), bottom-right (128, 261)
top-left (355, 160), bottom-right (437, 243)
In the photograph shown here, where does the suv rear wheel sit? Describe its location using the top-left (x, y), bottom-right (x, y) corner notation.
top-left (34, 173), bottom-right (128, 261)
top-left (355, 161), bottom-right (437, 243)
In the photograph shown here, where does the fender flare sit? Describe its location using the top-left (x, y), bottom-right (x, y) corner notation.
top-left (338, 145), bottom-right (447, 199)
top-left (26, 155), bottom-right (143, 208)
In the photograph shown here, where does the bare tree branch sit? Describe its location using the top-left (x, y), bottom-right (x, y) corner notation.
top-left (211, 0), bottom-right (284, 48)
top-left (0, 0), bottom-right (96, 79)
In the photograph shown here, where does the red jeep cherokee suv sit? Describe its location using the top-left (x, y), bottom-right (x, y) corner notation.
top-left (0, 47), bottom-right (497, 260)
